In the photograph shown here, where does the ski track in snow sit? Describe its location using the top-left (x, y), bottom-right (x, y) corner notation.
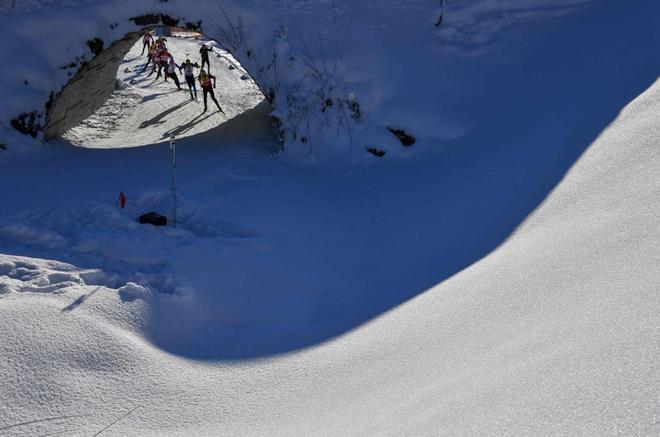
top-left (62, 34), bottom-right (264, 148)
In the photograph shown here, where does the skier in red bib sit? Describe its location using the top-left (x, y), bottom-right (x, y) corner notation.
top-left (158, 51), bottom-right (171, 81)
top-left (198, 69), bottom-right (224, 114)
top-left (155, 37), bottom-right (167, 50)
top-left (148, 47), bottom-right (168, 80)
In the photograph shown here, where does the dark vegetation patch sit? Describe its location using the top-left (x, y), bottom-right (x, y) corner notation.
top-left (11, 111), bottom-right (42, 138)
top-left (321, 98), bottom-right (333, 113)
top-left (365, 146), bottom-right (386, 157)
top-left (130, 13), bottom-right (159, 26)
top-left (265, 87), bottom-right (275, 103)
top-left (45, 92), bottom-right (55, 114)
top-left (347, 99), bottom-right (361, 120)
top-left (185, 20), bottom-right (202, 31)
top-left (160, 14), bottom-right (180, 27)
top-left (59, 55), bottom-right (88, 75)
top-left (387, 127), bottom-right (415, 146)
top-left (86, 38), bottom-right (104, 56)
top-left (130, 13), bottom-right (180, 27)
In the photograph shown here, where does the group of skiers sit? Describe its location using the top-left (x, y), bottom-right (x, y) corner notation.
top-left (139, 31), bottom-right (224, 114)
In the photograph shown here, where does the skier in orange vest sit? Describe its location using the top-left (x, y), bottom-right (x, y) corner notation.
top-left (141, 42), bottom-right (157, 73)
top-left (198, 69), bottom-right (224, 113)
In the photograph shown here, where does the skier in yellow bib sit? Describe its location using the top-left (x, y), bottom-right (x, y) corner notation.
top-left (198, 69), bottom-right (224, 114)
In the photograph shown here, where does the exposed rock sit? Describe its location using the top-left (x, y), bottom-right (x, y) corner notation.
top-left (365, 146), bottom-right (386, 157)
top-left (139, 212), bottom-right (168, 227)
top-left (387, 127), bottom-right (415, 146)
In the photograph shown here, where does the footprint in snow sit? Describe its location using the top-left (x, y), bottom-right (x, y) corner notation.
top-left (0, 256), bottom-right (108, 296)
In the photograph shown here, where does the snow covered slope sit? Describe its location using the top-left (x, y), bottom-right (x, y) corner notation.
top-left (1, 0), bottom-right (659, 435)
top-left (2, 78), bottom-right (659, 434)
top-left (0, 0), bottom-right (616, 155)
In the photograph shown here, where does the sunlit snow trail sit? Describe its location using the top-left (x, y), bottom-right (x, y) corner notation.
top-left (63, 31), bottom-right (264, 148)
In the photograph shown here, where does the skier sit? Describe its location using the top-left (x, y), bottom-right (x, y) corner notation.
top-left (149, 47), bottom-right (169, 80)
top-left (158, 51), bottom-right (172, 81)
top-left (155, 37), bottom-right (168, 50)
top-left (199, 44), bottom-right (213, 73)
top-left (165, 56), bottom-right (183, 89)
top-left (146, 46), bottom-right (161, 77)
top-left (198, 69), bottom-right (224, 113)
top-left (141, 42), bottom-right (157, 73)
top-left (182, 58), bottom-right (200, 100)
top-left (140, 31), bottom-right (154, 55)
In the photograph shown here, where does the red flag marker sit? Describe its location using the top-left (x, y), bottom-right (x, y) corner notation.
top-left (118, 191), bottom-right (126, 209)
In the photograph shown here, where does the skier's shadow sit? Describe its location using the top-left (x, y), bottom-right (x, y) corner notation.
top-left (162, 112), bottom-right (216, 138)
top-left (141, 90), bottom-right (180, 103)
top-left (139, 100), bottom-right (191, 129)
top-left (61, 286), bottom-right (103, 313)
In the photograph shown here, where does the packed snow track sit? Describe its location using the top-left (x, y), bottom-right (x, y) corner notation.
top-left (54, 29), bottom-right (269, 148)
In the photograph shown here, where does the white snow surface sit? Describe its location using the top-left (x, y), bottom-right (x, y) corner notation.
top-left (0, 0), bottom-right (609, 155)
top-left (1, 0), bottom-right (660, 435)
